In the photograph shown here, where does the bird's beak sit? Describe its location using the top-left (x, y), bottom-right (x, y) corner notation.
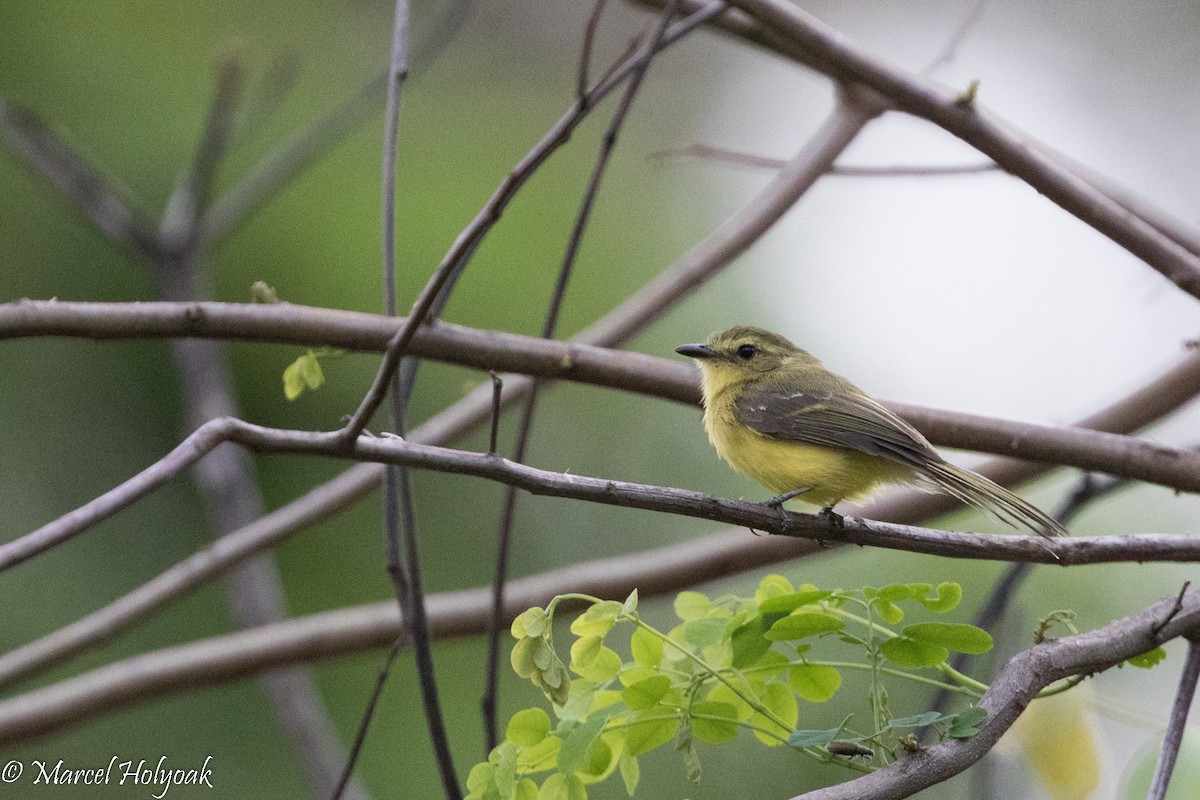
top-left (675, 343), bottom-right (716, 360)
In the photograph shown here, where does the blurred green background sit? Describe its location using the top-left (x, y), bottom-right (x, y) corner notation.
top-left (2, 1), bottom-right (1198, 798)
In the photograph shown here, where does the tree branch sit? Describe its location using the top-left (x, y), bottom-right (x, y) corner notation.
top-left (788, 588), bottom-right (1200, 800)
top-left (4, 300), bottom-right (1199, 494)
top-left (635, 0), bottom-right (1200, 300)
top-left (1, 539), bottom-right (1197, 750)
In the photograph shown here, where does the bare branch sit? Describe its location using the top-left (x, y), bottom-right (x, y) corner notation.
top-left (0, 98), bottom-right (162, 262)
top-left (220, 421), bottom-right (1198, 562)
top-left (200, 74), bottom-right (387, 245)
top-left (482, 0), bottom-right (683, 750)
top-left (337, 0), bottom-right (726, 442)
top-left (922, 0), bottom-right (990, 75)
top-left (0, 417), bottom-right (235, 572)
top-left (0, 462), bottom-right (374, 690)
top-left (787, 589), bottom-right (1200, 800)
top-left (2, 546), bottom-right (1197, 750)
top-left (5, 300), bottom-right (1200, 493)
top-left (159, 53), bottom-right (244, 255)
top-left (1147, 635), bottom-right (1200, 800)
top-left (640, 0), bottom-right (1200, 300)
top-left (653, 143), bottom-right (998, 176)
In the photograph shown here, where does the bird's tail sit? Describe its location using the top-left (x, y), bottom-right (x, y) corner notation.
top-left (920, 460), bottom-right (1068, 538)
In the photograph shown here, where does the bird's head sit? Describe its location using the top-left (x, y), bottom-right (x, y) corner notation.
top-left (675, 326), bottom-right (821, 394)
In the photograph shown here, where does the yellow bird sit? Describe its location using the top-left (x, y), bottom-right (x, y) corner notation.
top-left (676, 326), bottom-right (1066, 537)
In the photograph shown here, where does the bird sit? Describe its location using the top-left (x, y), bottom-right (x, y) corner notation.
top-left (675, 325), bottom-right (1067, 537)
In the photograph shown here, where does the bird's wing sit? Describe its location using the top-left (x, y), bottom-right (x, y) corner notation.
top-left (733, 384), bottom-right (939, 469)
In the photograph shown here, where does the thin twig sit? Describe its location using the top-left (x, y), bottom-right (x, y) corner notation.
top-left (924, 468), bottom-right (1131, 731)
top-left (338, 1), bottom-right (727, 443)
top-left (0, 464), bottom-right (377, 691)
top-left (0, 98), bottom-right (162, 261)
top-left (159, 53), bottom-right (244, 256)
top-left (782, 590), bottom-right (1200, 800)
top-left (578, 0), bottom-right (611, 103)
top-left (487, 372), bottom-right (503, 455)
top-left (374, 2), bottom-right (460, 798)
top-left (218, 419), bottom-right (1200, 564)
top-left (157, 59), bottom-right (369, 800)
top-left (706, 0), bottom-right (1200, 300)
top-left (0, 417), bottom-right (233, 572)
top-left (482, 0), bottom-right (683, 751)
top-left (331, 637), bottom-right (406, 800)
top-left (922, 0), bottom-right (990, 75)
top-left (652, 143), bottom-right (998, 176)
top-left (200, 73), bottom-right (387, 244)
top-left (1147, 637), bottom-right (1200, 800)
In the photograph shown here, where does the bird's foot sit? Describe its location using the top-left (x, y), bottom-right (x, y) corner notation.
top-left (761, 487), bottom-right (811, 526)
top-left (818, 506), bottom-right (845, 530)
top-left (762, 487), bottom-right (811, 508)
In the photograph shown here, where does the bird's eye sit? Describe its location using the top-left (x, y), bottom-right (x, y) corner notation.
top-left (735, 344), bottom-right (757, 360)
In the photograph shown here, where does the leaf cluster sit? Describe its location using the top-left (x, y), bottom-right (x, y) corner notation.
top-left (469, 577), bottom-right (1003, 799)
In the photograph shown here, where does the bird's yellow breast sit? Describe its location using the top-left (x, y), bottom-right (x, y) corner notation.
top-left (701, 385), bottom-right (911, 508)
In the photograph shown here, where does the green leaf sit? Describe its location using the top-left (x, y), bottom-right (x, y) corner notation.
top-left (758, 590), bottom-right (833, 618)
top-left (558, 716), bottom-right (606, 775)
top-left (917, 582), bottom-right (963, 613)
top-left (534, 640), bottom-right (555, 671)
top-left (570, 601), bottom-right (622, 637)
top-left (621, 589), bottom-right (639, 616)
top-left (1127, 646), bottom-right (1167, 669)
top-left (516, 735), bottom-right (562, 772)
top-left (492, 742), bottom-right (518, 797)
top-left (765, 612), bottom-right (843, 641)
top-left (514, 778), bottom-right (539, 800)
top-left (621, 675), bottom-right (671, 711)
top-left (674, 591), bottom-right (711, 621)
top-left (625, 713), bottom-right (680, 756)
top-left (682, 617), bottom-right (727, 648)
top-left (283, 351), bottom-right (326, 400)
top-left (788, 664), bottom-right (842, 702)
top-left (903, 622), bottom-right (993, 655)
top-left (730, 616), bottom-right (771, 668)
top-left (282, 355), bottom-right (308, 400)
top-left (299, 351), bottom-right (324, 387)
top-left (752, 682), bottom-right (798, 745)
top-left (512, 608), bottom-right (549, 639)
top-left (879, 637), bottom-right (948, 668)
top-left (754, 574), bottom-right (795, 602)
top-left (570, 635), bottom-right (603, 670)
top-left (536, 772), bottom-right (586, 800)
top-left (511, 637), bottom-right (541, 678)
top-left (871, 598), bottom-right (904, 625)
top-left (533, 658), bottom-right (572, 707)
top-left (947, 707), bottom-right (988, 739)
top-left (618, 751), bottom-right (639, 796)
top-left (630, 626), bottom-right (663, 667)
top-left (618, 666), bottom-right (657, 687)
top-left (690, 701), bottom-right (739, 744)
top-left (466, 761), bottom-right (497, 794)
top-left (507, 708), bottom-right (552, 747)
top-left (888, 711), bottom-right (948, 729)
top-left (787, 727), bottom-right (840, 747)
top-left (576, 735), bottom-right (615, 783)
top-left (557, 681), bottom-right (596, 723)
top-left (751, 650), bottom-right (791, 681)
top-left (705, 681), bottom-right (754, 721)
top-left (572, 645), bottom-right (621, 683)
